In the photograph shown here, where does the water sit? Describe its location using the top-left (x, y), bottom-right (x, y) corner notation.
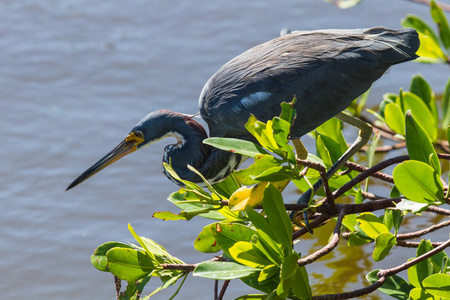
top-left (1, 1), bottom-right (448, 299)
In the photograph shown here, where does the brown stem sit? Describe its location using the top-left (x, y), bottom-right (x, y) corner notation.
top-left (397, 220), bottom-right (450, 240)
top-left (292, 214), bottom-right (331, 240)
top-left (426, 205), bottom-right (450, 216)
top-left (217, 280), bottom-right (230, 300)
top-left (396, 240), bottom-right (446, 248)
top-left (312, 277), bottom-right (385, 299)
top-left (380, 238), bottom-right (450, 277)
top-left (298, 208), bottom-right (345, 266)
top-left (333, 155), bottom-right (409, 199)
top-left (313, 238), bottom-right (450, 299)
top-left (344, 161), bottom-right (394, 184)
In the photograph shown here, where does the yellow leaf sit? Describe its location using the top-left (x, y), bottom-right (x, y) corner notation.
top-left (229, 182), bottom-right (269, 211)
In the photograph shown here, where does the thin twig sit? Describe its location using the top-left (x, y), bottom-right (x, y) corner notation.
top-left (318, 165), bottom-right (337, 214)
top-left (312, 277), bottom-right (385, 299)
top-left (333, 156), bottom-right (409, 199)
top-left (397, 220), bottom-right (450, 240)
top-left (396, 240), bottom-right (446, 248)
top-left (298, 208), bottom-right (345, 266)
top-left (426, 205), bottom-right (450, 216)
top-left (214, 280), bottom-right (218, 300)
top-left (380, 238), bottom-right (450, 277)
top-left (313, 238), bottom-right (450, 299)
top-left (293, 214), bottom-right (331, 240)
top-left (344, 161), bottom-right (394, 184)
top-left (217, 280), bottom-right (230, 300)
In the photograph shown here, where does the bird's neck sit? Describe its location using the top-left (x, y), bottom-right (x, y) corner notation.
top-left (162, 118), bottom-right (242, 186)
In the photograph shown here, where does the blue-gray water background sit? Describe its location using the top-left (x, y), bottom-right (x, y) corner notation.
top-left (1, 1), bottom-right (449, 299)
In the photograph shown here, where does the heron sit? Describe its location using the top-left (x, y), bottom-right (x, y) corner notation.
top-left (67, 27), bottom-right (419, 212)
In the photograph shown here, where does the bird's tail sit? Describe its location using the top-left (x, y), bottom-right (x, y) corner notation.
top-left (364, 27), bottom-right (420, 64)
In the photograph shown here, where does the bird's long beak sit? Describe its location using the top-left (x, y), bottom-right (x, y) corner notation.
top-left (66, 132), bottom-right (144, 191)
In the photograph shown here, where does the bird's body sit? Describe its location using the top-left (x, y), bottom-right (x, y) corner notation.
top-left (66, 27), bottom-right (419, 191)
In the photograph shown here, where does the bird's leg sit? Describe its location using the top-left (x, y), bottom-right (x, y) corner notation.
top-left (292, 111), bottom-right (373, 233)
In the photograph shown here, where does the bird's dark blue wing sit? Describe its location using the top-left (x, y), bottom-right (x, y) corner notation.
top-left (199, 27), bottom-right (419, 138)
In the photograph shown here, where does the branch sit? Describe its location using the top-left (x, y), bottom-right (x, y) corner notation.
top-left (334, 155), bottom-right (409, 198)
top-left (379, 238), bottom-right (450, 277)
top-left (298, 208), bottom-right (345, 266)
top-left (312, 277), bottom-right (385, 300)
top-left (218, 280), bottom-right (230, 300)
top-left (397, 219), bottom-right (450, 240)
top-left (344, 161), bottom-right (394, 184)
top-left (426, 205), bottom-right (450, 216)
top-left (313, 238), bottom-right (450, 299)
top-left (396, 240), bottom-right (446, 248)
top-left (293, 214), bottom-right (331, 240)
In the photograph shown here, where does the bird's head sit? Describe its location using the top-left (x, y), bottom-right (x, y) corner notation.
top-left (66, 110), bottom-right (199, 191)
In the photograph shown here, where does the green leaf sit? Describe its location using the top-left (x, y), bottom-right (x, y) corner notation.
top-left (204, 137), bottom-right (269, 157)
top-left (384, 103), bottom-right (406, 135)
top-left (252, 166), bottom-right (295, 182)
top-left (145, 273), bottom-right (185, 299)
top-left (277, 254), bottom-right (298, 297)
top-left (405, 111), bottom-right (440, 175)
top-left (408, 242), bottom-right (434, 288)
top-left (258, 264), bottom-right (279, 282)
top-left (263, 185), bottom-right (293, 252)
top-left (271, 117), bottom-right (291, 148)
top-left (235, 155), bottom-right (283, 185)
top-left (373, 232), bottom-right (396, 262)
top-left (356, 213), bottom-right (389, 239)
top-left (366, 269), bottom-right (413, 299)
top-left (403, 14), bottom-right (440, 44)
top-left (410, 74), bottom-right (438, 122)
top-left (315, 117), bottom-right (347, 163)
top-left (379, 93), bottom-right (397, 118)
top-left (245, 206), bottom-right (277, 242)
top-left (279, 99), bottom-right (297, 124)
top-left (422, 273), bottom-right (450, 298)
top-left (292, 265), bottom-right (312, 299)
top-left (129, 224), bottom-right (157, 262)
top-left (229, 241), bottom-right (273, 268)
top-left (398, 91), bottom-right (438, 142)
top-left (430, 0), bottom-right (450, 50)
top-left (213, 175), bottom-right (241, 198)
top-left (316, 135), bottom-right (333, 169)
top-left (409, 288), bottom-right (434, 300)
top-left (443, 77), bottom-right (450, 129)
top-left (107, 248), bottom-right (157, 281)
top-left (194, 224), bottom-right (221, 253)
top-left (91, 242), bottom-right (133, 272)
top-left (245, 115), bottom-right (279, 152)
top-left (165, 191), bottom-right (226, 220)
top-left (393, 161), bottom-right (444, 204)
top-left (210, 222), bottom-right (258, 257)
top-left (193, 261), bottom-right (260, 280)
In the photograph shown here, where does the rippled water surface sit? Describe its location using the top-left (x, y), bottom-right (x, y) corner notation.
top-left (1, 1), bottom-right (448, 299)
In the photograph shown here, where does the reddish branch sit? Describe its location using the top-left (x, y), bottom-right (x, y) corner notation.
top-left (397, 240), bottom-right (446, 248)
top-left (344, 161), bottom-right (393, 183)
top-left (297, 208), bottom-right (345, 266)
top-left (397, 219), bottom-right (450, 240)
top-left (313, 238), bottom-right (450, 299)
